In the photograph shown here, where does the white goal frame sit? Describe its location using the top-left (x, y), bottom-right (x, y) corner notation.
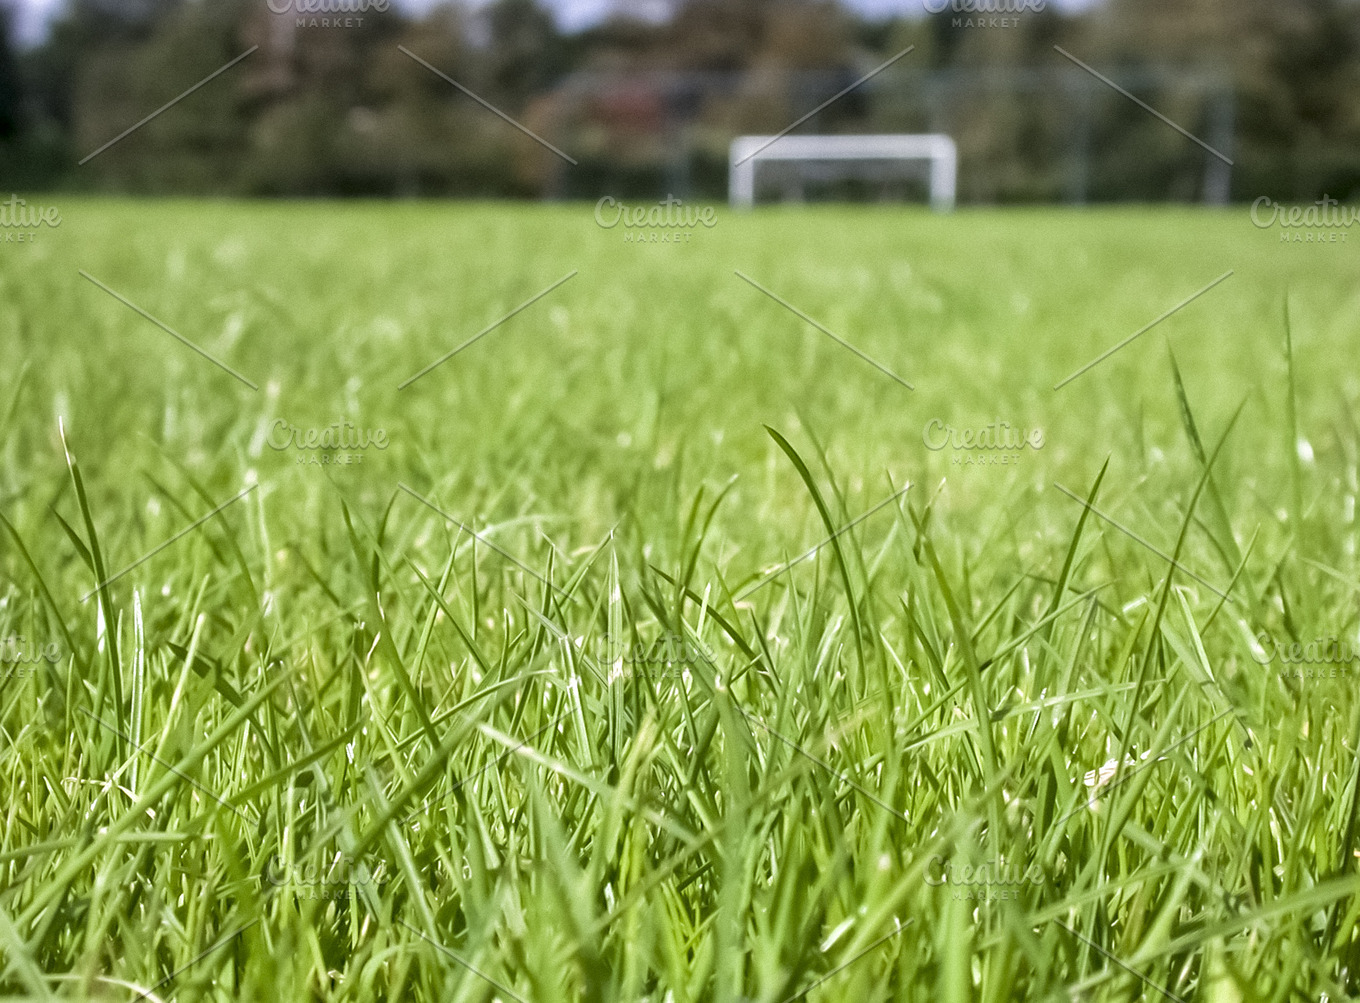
top-left (729, 134), bottom-right (958, 211)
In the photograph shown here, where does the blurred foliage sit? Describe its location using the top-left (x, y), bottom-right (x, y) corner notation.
top-left (0, 0), bottom-right (1356, 200)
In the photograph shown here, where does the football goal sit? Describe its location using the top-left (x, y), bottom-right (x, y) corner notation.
top-left (729, 134), bottom-right (958, 211)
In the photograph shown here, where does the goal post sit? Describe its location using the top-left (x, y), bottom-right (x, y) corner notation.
top-left (729, 134), bottom-right (958, 211)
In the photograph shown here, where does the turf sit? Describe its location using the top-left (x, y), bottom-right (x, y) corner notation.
top-left (1, 199), bottom-right (1359, 1000)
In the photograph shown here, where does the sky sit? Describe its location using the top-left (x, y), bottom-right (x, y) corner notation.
top-left (8, 0), bottom-right (1102, 47)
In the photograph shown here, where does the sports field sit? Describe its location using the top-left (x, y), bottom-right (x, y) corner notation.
top-left (2, 200), bottom-right (1359, 1000)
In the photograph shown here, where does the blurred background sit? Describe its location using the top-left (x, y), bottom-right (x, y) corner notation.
top-left (0, 0), bottom-right (1356, 204)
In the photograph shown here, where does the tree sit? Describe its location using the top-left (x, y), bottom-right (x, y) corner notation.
top-left (483, 0), bottom-right (566, 109)
top-left (0, 2), bottom-right (19, 142)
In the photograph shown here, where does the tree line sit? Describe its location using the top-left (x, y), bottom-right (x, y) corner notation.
top-left (0, 0), bottom-right (1356, 202)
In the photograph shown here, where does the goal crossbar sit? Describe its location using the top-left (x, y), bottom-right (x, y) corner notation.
top-left (729, 134), bottom-right (957, 211)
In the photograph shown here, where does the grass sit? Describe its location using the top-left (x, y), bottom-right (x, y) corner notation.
top-left (1, 198), bottom-right (1359, 1000)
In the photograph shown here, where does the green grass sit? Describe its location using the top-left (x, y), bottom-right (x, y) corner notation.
top-left (2, 199), bottom-right (1359, 1001)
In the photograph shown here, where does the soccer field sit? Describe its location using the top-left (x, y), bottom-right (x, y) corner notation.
top-left (3, 200), bottom-right (1359, 1000)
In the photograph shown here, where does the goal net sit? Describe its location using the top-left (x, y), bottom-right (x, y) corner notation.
top-left (729, 134), bottom-right (958, 211)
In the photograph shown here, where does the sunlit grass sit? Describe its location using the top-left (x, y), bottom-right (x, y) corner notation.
top-left (1, 199), bottom-right (1358, 1000)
